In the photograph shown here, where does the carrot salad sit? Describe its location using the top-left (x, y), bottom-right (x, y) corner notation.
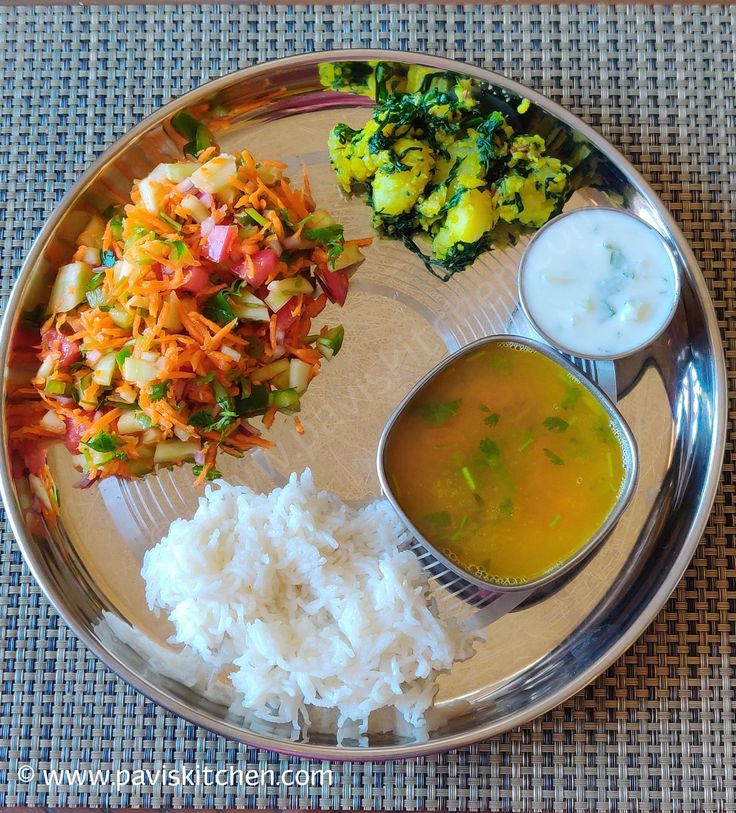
top-left (21, 147), bottom-right (368, 486)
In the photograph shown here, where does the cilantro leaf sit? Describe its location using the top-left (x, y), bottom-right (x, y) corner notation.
top-left (115, 347), bottom-right (133, 369)
top-left (544, 448), bottom-right (564, 465)
top-left (416, 398), bottom-right (461, 425)
top-left (83, 431), bottom-right (121, 453)
top-left (484, 412), bottom-right (500, 427)
top-left (479, 437), bottom-right (501, 467)
top-left (304, 223), bottom-right (345, 268)
top-left (188, 410), bottom-right (214, 427)
top-left (203, 291), bottom-right (236, 326)
top-left (422, 511), bottom-right (452, 527)
top-left (543, 416), bottom-right (569, 432)
top-left (169, 240), bottom-right (187, 261)
top-left (499, 497), bottom-right (514, 518)
top-left (149, 381), bottom-right (170, 402)
top-left (192, 465), bottom-right (221, 482)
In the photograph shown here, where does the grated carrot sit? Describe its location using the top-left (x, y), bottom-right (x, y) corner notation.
top-left (23, 143), bottom-right (370, 486)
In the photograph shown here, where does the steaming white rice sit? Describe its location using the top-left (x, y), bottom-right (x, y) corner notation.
top-left (141, 470), bottom-right (471, 737)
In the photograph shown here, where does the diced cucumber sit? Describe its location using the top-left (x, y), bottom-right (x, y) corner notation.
top-left (272, 369), bottom-right (291, 389)
top-left (36, 355), bottom-right (55, 381)
top-left (86, 287), bottom-right (108, 309)
top-left (113, 259), bottom-right (142, 286)
top-left (190, 155), bottom-right (237, 195)
top-left (317, 325), bottom-right (345, 358)
top-left (138, 177), bottom-right (168, 213)
top-left (180, 194), bottom-right (210, 223)
top-left (153, 440), bottom-right (201, 465)
top-left (268, 386), bottom-right (301, 415)
top-left (332, 242), bottom-right (365, 271)
top-left (264, 289), bottom-right (294, 313)
top-left (48, 262), bottom-right (93, 313)
top-left (162, 292), bottom-right (183, 331)
top-left (305, 209), bottom-right (337, 230)
top-left (256, 163), bottom-right (283, 186)
top-left (267, 276), bottom-right (314, 296)
top-left (92, 353), bottom-right (117, 387)
top-left (82, 446), bottom-right (121, 469)
top-left (250, 359), bottom-right (290, 384)
top-left (221, 345), bottom-right (241, 362)
top-left (126, 458), bottom-right (155, 477)
top-left (40, 410), bottom-right (66, 434)
top-left (110, 306), bottom-right (134, 330)
top-left (44, 378), bottom-right (71, 396)
top-left (76, 215), bottom-right (106, 249)
top-left (234, 384), bottom-right (269, 417)
top-left (162, 162), bottom-right (200, 183)
top-left (122, 357), bottom-right (158, 383)
top-left (230, 291), bottom-right (270, 322)
top-left (74, 373), bottom-right (98, 411)
top-left (127, 294), bottom-right (150, 310)
top-left (289, 359), bottom-right (312, 394)
top-left (78, 246), bottom-right (101, 266)
top-left (117, 410), bottom-right (151, 435)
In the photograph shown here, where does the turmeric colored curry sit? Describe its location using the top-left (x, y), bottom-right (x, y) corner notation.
top-left (383, 342), bottom-right (627, 585)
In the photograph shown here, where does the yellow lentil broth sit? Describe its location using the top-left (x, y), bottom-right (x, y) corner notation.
top-left (384, 343), bottom-right (627, 585)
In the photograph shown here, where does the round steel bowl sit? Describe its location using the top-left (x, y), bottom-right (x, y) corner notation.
top-left (0, 50), bottom-right (726, 759)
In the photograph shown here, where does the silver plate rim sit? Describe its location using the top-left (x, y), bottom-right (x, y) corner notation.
top-left (0, 49), bottom-right (727, 760)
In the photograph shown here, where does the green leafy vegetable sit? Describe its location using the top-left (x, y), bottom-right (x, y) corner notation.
top-left (304, 223), bottom-right (345, 267)
top-left (479, 438), bottom-right (501, 467)
top-left (561, 384), bottom-right (581, 411)
top-left (543, 448), bottom-right (564, 465)
top-left (484, 412), bottom-right (500, 427)
top-left (416, 398), bottom-right (461, 425)
top-left (203, 291), bottom-right (236, 327)
top-left (169, 240), bottom-right (187, 263)
top-left (192, 465), bottom-right (222, 481)
top-left (149, 381), bottom-right (170, 402)
top-left (235, 384), bottom-right (269, 417)
top-left (115, 346), bottom-right (133, 369)
top-left (83, 431), bottom-right (122, 453)
top-left (543, 416), bottom-right (569, 432)
top-left (422, 511), bottom-right (452, 527)
top-left (499, 498), bottom-right (514, 519)
top-left (188, 410), bottom-right (214, 427)
top-left (171, 111), bottom-right (214, 157)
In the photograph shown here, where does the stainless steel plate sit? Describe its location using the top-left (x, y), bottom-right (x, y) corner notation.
top-left (0, 51), bottom-right (726, 759)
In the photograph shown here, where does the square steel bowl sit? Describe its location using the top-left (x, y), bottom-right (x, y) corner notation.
top-left (377, 334), bottom-right (640, 594)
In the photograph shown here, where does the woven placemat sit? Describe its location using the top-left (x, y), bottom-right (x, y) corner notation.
top-left (0, 4), bottom-right (734, 811)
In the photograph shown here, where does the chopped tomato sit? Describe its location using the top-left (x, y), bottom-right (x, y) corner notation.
top-left (63, 418), bottom-right (87, 453)
top-left (180, 265), bottom-right (210, 293)
top-left (41, 328), bottom-right (82, 370)
top-left (316, 267), bottom-right (349, 306)
top-left (19, 440), bottom-right (46, 475)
